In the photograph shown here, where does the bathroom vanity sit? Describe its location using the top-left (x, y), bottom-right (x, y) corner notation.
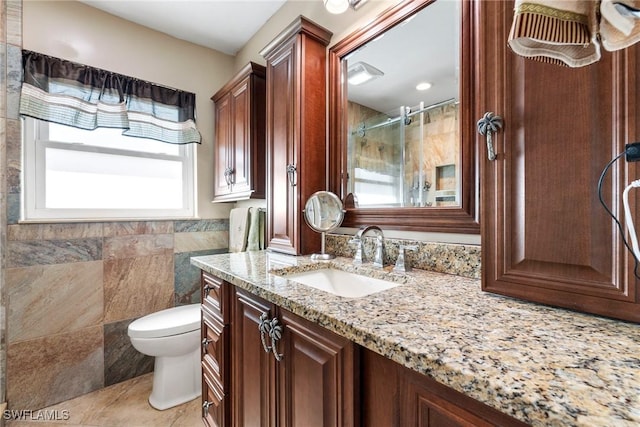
top-left (200, 268), bottom-right (356, 427)
top-left (192, 252), bottom-right (640, 426)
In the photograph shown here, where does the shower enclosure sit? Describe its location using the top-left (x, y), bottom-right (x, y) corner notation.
top-left (346, 98), bottom-right (460, 208)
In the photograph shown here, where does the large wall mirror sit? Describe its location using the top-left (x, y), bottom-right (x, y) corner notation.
top-left (328, 0), bottom-right (479, 233)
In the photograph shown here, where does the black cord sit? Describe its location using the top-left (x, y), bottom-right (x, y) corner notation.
top-left (597, 151), bottom-right (640, 280)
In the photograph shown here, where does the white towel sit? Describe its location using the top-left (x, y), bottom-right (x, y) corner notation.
top-left (600, 0), bottom-right (640, 51)
top-left (229, 207), bottom-right (250, 253)
top-left (507, 0), bottom-right (601, 67)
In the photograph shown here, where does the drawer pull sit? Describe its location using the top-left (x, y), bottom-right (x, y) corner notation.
top-left (202, 337), bottom-right (212, 353)
top-left (268, 317), bottom-right (284, 362)
top-left (203, 284), bottom-right (213, 297)
top-left (202, 400), bottom-right (212, 417)
top-left (477, 112), bottom-right (503, 161)
top-left (286, 163), bottom-right (297, 187)
top-left (258, 311), bottom-right (284, 361)
top-left (258, 312), bottom-right (272, 354)
top-left (224, 166), bottom-right (235, 187)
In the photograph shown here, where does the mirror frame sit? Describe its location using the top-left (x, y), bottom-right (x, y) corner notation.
top-left (328, 0), bottom-right (479, 234)
top-left (303, 190), bottom-right (345, 233)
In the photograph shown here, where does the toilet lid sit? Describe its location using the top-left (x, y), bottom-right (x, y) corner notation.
top-left (127, 304), bottom-right (201, 339)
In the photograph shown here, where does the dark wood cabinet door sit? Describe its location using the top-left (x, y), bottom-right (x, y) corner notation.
top-left (211, 62), bottom-right (266, 202)
top-left (403, 379), bottom-right (494, 427)
top-left (265, 37), bottom-right (299, 255)
top-left (478, 0), bottom-right (640, 322)
top-left (276, 309), bottom-right (357, 427)
top-left (213, 92), bottom-right (232, 199)
top-left (359, 349), bottom-right (527, 427)
top-left (232, 288), bottom-right (276, 427)
top-left (229, 79), bottom-right (251, 196)
top-left (263, 17), bottom-right (332, 255)
top-left (361, 348), bottom-right (400, 427)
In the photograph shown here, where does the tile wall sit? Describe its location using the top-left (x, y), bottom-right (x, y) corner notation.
top-left (0, 0), bottom-right (231, 411)
top-left (1, 0), bottom-right (23, 411)
top-left (5, 221), bottom-right (228, 410)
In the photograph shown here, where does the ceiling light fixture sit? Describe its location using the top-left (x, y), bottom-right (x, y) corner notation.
top-left (416, 82), bottom-right (432, 91)
top-left (348, 61), bottom-right (384, 86)
top-left (324, 0), bottom-right (369, 14)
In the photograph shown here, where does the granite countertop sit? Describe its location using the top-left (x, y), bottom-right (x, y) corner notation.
top-left (191, 251), bottom-right (640, 427)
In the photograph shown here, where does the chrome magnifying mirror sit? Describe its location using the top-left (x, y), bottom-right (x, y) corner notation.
top-left (304, 191), bottom-right (345, 260)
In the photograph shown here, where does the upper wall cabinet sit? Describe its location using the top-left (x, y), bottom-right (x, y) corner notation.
top-left (329, 0), bottom-right (479, 233)
top-left (262, 17), bottom-right (333, 255)
top-left (211, 62), bottom-right (266, 202)
top-left (478, 0), bottom-right (640, 322)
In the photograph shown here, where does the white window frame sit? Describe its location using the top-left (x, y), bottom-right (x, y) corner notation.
top-left (23, 117), bottom-right (196, 221)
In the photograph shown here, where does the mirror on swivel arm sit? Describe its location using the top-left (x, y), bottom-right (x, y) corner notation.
top-left (303, 191), bottom-right (345, 260)
top-left (328, 0), bottom-right (479, 233)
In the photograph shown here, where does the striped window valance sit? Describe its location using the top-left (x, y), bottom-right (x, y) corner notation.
top-left (20, 50), bottom-right (201, 144)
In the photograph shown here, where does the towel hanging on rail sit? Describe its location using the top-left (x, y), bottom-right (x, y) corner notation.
top-left (246, 207), bottom-right (266, 251)
top-left (229, 207), bottom-right (250, 253)
top-left (507, 0), bottom-right (601, 68)
top-left (508, 0), bottom-right (640, 67)
top-left (600, 0), bottom-right (640, 51)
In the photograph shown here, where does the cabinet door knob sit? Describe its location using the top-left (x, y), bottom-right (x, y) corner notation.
top-left (286, 163), bottom-right (297, 187)
top-left (477, 112), bottom-right (503, 161)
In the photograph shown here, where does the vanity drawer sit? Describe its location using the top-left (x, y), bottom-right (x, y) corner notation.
top-left (202, 309), bottom-right (228, 388)
top-left (202, 370), bottom-right (227, 427)
top-left (202, 272), bottom-right (229, 323)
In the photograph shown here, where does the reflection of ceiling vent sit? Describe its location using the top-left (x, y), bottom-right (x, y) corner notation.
top-left (347, 61), bottom-right (384, 86)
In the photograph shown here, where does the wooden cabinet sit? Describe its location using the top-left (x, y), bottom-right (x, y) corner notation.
top-left (261, 17), bottom-right (332, 255)
top-left (211, 62), bottom-right (266, 202)
top-left (361, 349), bottom-right (527, 427)
top-left (232, 287), bottom-right (357, 427)
top-left (201, 272), bottom-right (230, 426)
top-left (231, 287), bottom-right (276, 426)
top-left (478, 0), bottom-right (640, 322)
top-left (199, 272), bottom-right (531, 426)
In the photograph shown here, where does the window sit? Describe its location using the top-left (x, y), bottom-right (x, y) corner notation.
top-left (23, 117), bottom-right (195, 221)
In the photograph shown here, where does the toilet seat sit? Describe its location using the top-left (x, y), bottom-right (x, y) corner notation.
top-left (128, 304), bottom-right (201, 339)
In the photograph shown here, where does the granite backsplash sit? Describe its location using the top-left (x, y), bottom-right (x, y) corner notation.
top-left (325, 233), bottom-right (480, 279)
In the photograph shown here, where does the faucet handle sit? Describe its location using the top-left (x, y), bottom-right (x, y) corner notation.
top-left (393, 245), bottom-right (418, 273)
top-left (349, 236), bottom-right (364, 265)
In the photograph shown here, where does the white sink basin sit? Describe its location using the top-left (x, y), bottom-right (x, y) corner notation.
top-left (280, 268), bottom-right (399, 298)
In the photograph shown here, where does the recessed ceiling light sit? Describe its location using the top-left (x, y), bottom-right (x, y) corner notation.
top-left (324, 0), bottom-right (369, 14)
top-left (324, 0), bottom-right (349, 14)
top-left (416, 82), bottom-right (432, 91)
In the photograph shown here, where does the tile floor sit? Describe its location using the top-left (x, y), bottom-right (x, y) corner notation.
top-left (5, 373), bottom-right (202, 427)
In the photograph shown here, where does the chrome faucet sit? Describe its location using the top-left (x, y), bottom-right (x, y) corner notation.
top-left (349, 225), bottom-right (385, 268)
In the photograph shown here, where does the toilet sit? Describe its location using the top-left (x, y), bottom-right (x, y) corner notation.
top-left (127, 304), bottom-right (201, 410)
